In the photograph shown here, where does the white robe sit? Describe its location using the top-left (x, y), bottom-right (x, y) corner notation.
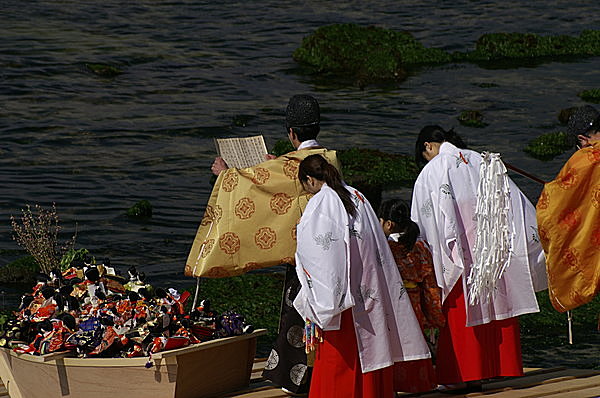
top-left (411, 142), bottom-right (547, 327)
top-left (293, 184), bottom-right (431, 373)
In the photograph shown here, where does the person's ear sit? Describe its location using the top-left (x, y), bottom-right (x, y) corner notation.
top-left (577, 134), bottom-right (589, 149)
top-left (386, 220), bottom-right (395, 231)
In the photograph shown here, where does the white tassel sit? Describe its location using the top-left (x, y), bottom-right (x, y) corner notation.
top-left (468, 152), bottom-right (512, 305)
top-left (567, 311), bottom-right (573, 345)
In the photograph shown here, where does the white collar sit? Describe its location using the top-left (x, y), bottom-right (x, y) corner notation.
top-left (439, 141), bottom-right (458, 154)
top-left (298, 139), bottom-right (320, 150)
top-left (388, 233), bottom-right (401, 242)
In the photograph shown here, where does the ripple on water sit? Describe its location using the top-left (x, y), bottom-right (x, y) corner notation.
top-left (1, 0), bottom-right (600, 289)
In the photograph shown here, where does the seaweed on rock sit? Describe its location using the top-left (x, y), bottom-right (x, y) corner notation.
top-left (524, 131), bottom-right (574, 161)
top-left (457, 110), bottom-right (488, 128)
top-left (292, 25), bottom-right (600, 85)
top-left (126, 200), bottom-right (153, 219)
top-left (293, 24), bottom-right (451, 85)
top-left (270, 140), bottom-right (418, 188)
top-left (458, 30), bottom-right (600, 63)
top-left (0, 256), bottom-right (39, 284)
top-left (578, 89), bottom-right (600, 104)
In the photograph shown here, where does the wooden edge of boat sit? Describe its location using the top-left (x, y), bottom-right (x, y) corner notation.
top-left (0, 329), bottom-right (267, 398)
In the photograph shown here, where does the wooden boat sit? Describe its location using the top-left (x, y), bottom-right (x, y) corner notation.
top-left (0, 329), bottom-right (266, 398)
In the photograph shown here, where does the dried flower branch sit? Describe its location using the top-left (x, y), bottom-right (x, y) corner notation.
top-left (10, 203), bottom-right (76, 274)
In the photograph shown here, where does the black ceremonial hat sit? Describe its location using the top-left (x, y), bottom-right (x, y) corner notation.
top-left (285, 95), bottom-right (320, 127)
top-left (568, 105), bottom-right (600, 136)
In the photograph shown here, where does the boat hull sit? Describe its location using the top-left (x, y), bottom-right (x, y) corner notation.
top-left (0, 329), bottom-right (266, 398)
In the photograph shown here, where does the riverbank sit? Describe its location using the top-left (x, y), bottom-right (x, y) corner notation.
top-left (189, 273), bottom-right (599, 369)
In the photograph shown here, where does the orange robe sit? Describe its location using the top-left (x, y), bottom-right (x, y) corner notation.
top-left (536, 141), bottom-right (600, 312)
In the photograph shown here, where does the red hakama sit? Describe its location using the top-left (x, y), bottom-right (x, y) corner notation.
top-left (436, 278), bottom-right (523, 384)
top-left (393, 358), bottom-right (436, 393)
top-left (309, 309), bottom-right (394, 398)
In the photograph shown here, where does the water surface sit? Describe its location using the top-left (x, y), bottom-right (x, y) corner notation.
top-left (1, 1), bottom-right (600, 290)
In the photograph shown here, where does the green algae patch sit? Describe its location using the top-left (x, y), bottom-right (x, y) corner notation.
top-left (232, 114), bottom-right (256, 127)
top-left (271, 140), bottom-right (295, 157)
top-left (457, 110), bottom-right (488, 128)
top-left (185, 272), bottom-right (284, 351)
top-left (459, 30), bottom-right (600, 63)
top-left (524, 131), bottom-right (574, 161)
top-left (338, 147), bottom-right (418, 189)
top-left (85, 63), bottom-right (123, 78)
top-left (520, 291), bottom-right (599, 370)
top-left (292, 26), bottom-right (600, 84)
top-left (0, 256), bottom-right (39, 284)
top-left (578, 89), bottom-right (600, 104)
top-left (293, 24), bottom-right (451, 84)
top-left (126, 200), bottom-right (153, 219)
top-left (270, 140), bottom-right (418, 188)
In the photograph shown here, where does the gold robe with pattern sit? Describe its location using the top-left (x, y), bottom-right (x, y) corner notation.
top-left (185, 148), bottom-right (340, 278)
top-left (536, 141), bottom-right (600, 312)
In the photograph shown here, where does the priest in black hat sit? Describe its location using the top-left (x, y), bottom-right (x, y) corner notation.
top-left (186, 95), bottom-right (341, 395)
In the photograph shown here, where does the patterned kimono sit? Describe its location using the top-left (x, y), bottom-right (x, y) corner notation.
top-left (411, 142), bottom-right (547, 384)
top-left (186, 141), bottom-right (340, 393)
top-left (185, 146), bottom-right (340, 277)
top-left (387, 237), bottom-right (445, 331)
top-left (537, 141), bottom-right (600, 312)
top-left (293, 184), bottom-right (430, 397)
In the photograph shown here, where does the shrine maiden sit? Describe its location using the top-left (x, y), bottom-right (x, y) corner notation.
top-left (293, 154), bottom-right (430, 398)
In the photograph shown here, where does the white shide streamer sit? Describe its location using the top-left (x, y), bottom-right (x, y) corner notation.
top-left (467, 152), bottom-right (512, 305)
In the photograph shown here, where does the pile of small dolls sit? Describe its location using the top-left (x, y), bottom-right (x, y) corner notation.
top-left (1, 256), bottom-right (253, 362)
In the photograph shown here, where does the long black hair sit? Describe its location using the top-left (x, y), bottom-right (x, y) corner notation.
top-left (377, 199), bottom-right (419, 251)
top-left (298, 154), bottom-right (356, 217)
top-left (414, 125), bottom-right (467, 166)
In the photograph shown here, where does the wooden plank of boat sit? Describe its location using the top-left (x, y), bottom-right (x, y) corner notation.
top-left (152, 330), bottom-right (266, 360)
top-left (15, 350), bottom-right (73, 363)
top-left (0, 329), bottom-right (266, 398)
top-left (0, 381), bottom-right (8, 397)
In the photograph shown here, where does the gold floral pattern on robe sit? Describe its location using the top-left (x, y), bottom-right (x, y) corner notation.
top-left (185, 148), bottom-right (340, 277)
top-left (536, 141), bottom-right (600, 312)
top-left (234, 197), bottom-right (256, 220)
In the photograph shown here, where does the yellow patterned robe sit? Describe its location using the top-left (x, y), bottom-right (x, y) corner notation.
top-left (185, 148), bottom-right (341, 278)
top-left (536, 141), bottom-right (600, 312)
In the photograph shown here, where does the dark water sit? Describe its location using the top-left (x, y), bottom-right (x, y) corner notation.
top-left (2, 1), bottom-right (600, 293)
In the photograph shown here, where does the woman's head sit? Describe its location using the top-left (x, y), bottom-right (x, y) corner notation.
top-left (298, 154), bottom-right (356, 217)
top-left (298, 154), bottom-right (329, 194)
top-left (415, 125), bottom-right (467, 165)
top-left (377, 199), bottom-right (419, 250)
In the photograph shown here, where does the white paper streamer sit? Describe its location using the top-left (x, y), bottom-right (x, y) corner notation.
top-left (467, 152), bottom-right (512, 305)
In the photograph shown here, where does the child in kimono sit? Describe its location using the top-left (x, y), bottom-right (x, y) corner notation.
top-left (378, 198), bottom-right (444, 393)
